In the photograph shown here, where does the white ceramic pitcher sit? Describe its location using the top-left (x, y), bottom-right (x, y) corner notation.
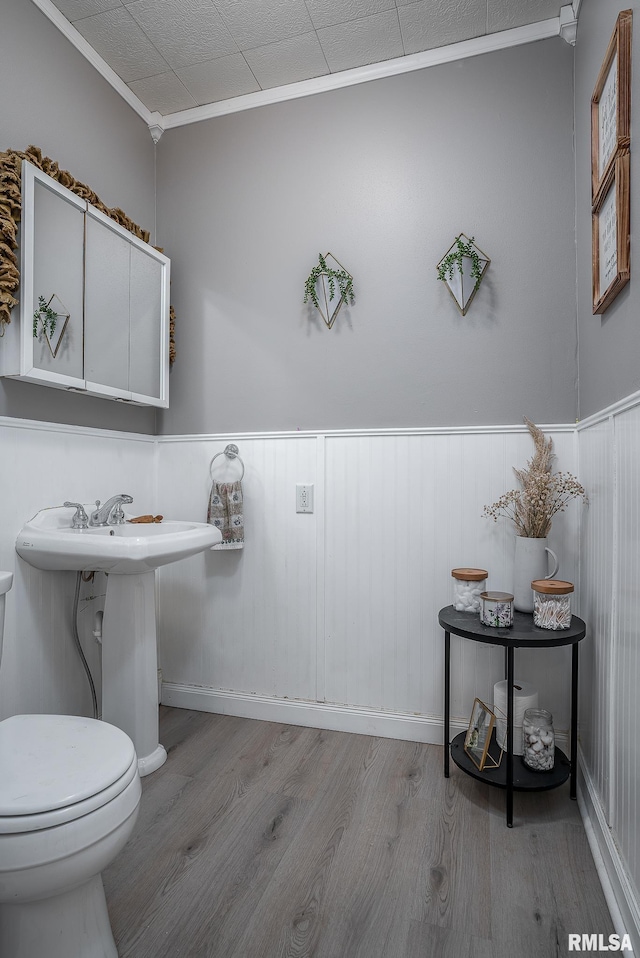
top-left (513, 536), bottom-right (559, 613)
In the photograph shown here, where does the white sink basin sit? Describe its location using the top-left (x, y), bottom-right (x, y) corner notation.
top-left (16, 506), bottom-right (221, 574)
top-left (15, 504), bottom-right (222, 777)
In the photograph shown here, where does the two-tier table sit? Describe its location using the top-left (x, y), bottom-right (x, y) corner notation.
top-left (438, 605), bottom-right (587, 827)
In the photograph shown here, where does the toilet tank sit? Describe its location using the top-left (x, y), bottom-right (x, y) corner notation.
top-left (0, 572), bottom-right (13, 666)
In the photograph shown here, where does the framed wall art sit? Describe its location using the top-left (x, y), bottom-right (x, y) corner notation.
top-left (592, 151), bottom-right (630, 314)
top-left (591, 9), bottom-right (632, 207)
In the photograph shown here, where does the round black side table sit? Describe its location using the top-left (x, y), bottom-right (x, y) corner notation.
top-left (439, 605), bottom-right (586, 827)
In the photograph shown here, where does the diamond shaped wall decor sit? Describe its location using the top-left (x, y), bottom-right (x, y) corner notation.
top-left (35, 293), bottom-right (70, 358)
top-left (437, 234), bottom-right (490, 316)
top-left (303, 252), bottom-right (355, 329)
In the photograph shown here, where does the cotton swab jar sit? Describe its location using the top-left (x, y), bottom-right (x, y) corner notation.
top-left (532, 579), bottom-right (574, 630)
top-left (451, 568), bottom-right (488, 613)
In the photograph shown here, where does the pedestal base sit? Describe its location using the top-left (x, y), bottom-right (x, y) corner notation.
top-left (138, 744), bottom-right (167, 776)
top-left (101, 571), bottom-right (165, 777)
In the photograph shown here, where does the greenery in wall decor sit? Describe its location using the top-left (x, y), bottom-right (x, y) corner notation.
top-left (32, 295), bottom-right (57, 338)
top-left (437, 235), bottom-right (483, 288)
top-left (32, 293), bottom-right (71, 358)
top-left (437, 233), bottom-right (490, 316)
top-left (303, 252), bottom-right (355, 329)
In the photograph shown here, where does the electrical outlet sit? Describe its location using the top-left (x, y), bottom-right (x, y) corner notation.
top-left (296, 483), bottom-right (314, 513)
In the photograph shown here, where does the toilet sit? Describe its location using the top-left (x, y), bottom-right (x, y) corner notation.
top-left (0, 571), bottom-right (142, 958)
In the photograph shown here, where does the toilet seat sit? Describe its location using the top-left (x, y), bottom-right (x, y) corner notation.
top-left (0, 714), bottom-right (137, 833)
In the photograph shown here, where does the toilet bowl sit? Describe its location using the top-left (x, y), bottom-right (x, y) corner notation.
top-left (0, 573), bottom-right (142, 958)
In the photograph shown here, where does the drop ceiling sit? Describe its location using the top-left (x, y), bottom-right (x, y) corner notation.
top-left (35, 0), bottom-right (578, 135)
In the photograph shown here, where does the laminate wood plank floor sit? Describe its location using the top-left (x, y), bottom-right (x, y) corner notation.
top-left (103, 706), bottom-right (613, 958)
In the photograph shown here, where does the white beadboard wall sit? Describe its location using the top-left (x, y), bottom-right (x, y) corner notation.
top-left (577, 395), bottom-right (640, 951)
top-left (576, 417), bottom-right (614, 814)
top-left (157, 426), bottom-right (579, 739)
top-left (0, 416), bottom-right (155, 720)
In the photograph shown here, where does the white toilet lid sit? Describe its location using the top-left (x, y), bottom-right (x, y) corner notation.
top-left (0, 714), bottom-right (137, 817)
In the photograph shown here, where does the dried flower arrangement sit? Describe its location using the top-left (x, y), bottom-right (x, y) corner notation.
top-left (483, 418), bottom-right (587, 538)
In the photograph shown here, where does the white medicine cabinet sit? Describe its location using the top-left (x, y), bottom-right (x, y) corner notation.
top-left (0, 160), bottom-right (170, 407)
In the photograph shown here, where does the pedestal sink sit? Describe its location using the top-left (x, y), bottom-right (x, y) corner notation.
top-left (16, 506), bottom-right (221, 775)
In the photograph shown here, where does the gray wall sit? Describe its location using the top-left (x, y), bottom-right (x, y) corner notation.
top-left (1, 0), bottom-right (156, 433)
top-left (157, 38), bottom-right (576, 436)
top-left (575, 0), bottom-right (640, 419)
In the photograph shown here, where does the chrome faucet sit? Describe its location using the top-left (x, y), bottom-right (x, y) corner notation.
top-left (89, 494), bottom-right (133, 527)
top-left (64, 502), bottom-right (89, 529)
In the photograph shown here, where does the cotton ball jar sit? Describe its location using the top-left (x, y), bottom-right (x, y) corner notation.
top-left (522, 708), bottom-right (555, 771)
top-left (451, 568), bottom-right (488, 613)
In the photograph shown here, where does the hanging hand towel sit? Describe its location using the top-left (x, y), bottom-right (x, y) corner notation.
top-left (207, 480), bottom-right (244, 550)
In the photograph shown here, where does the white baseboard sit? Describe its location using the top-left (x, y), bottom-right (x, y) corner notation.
top-left (160, 682), bottom-right (465, 744)
top-left (160, 682), bottom-right (571, 752)
top-left (577, 746), bottom-right (640, 956)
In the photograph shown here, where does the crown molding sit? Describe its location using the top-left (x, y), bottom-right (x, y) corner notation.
top-left (147, 113), bottom-right (165, 144)
top-left (161, 17), bottom-right (560, 131)
top-left (559, 4), bottom-right (578, 45)
top-left (30, 1), bottom-right (564, 138)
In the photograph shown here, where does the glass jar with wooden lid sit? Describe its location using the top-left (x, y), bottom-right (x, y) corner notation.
top-left (480, 591), bottom-right (514, 628)
top-left (532, 579), bottom-right (574, 630)
top-left (451, 568), bottom-right (488, 613)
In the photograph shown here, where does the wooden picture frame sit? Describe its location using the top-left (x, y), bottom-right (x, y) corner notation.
top-left (591, 9), bottom-right (632, 207)
top-left (464, 698), bottom-right (502, 771)
top-left (592, 151), bottom-right (630, 314)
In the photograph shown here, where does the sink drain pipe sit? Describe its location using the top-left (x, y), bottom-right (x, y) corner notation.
top-left (73, 571), bottom-right (98, 719)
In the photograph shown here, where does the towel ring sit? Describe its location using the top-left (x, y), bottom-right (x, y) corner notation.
top-left (210, 443), bottom-right (245, 481)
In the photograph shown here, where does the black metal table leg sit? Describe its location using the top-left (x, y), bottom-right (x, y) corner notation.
top-left (507, 646), bottom-right (514, 827)
top-left (570, 643), bottom-right (579, 799)
top-left (444, 630), bottom-right (450, 778)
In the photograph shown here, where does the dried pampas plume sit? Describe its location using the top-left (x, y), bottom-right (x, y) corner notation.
top-left (483, 417), bottom-right (587, 538)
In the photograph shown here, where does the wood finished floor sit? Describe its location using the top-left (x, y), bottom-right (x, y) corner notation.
top-left (103, 706), bottom-right (613, 958)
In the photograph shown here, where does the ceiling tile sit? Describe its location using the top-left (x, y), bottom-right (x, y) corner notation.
top-left (73, 6), bottom-right (171, 80)
top-left (318, 8), bottom-right (404, 73)
top-left (243, 33), bottom-right (329, 89)
top-left (398, 0), bottom-right (486, 56)
top-left (212, 0), bottom-right (313, 49)
top-left (176, 53), bottom-right (261, 103)
top-left (128, 70), bottom-right (199, 112)
top-left (49, 0), bottom-right (123, 21)
top-left (305, 0), bottom-right (395, 31)
top-left (487, 0), bottom-right (561, 32)
top-left (125, 0), bottom-right (238, 69)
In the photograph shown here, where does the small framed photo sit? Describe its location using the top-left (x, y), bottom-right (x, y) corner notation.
top-left (591, 10), bottom-right (632, 206)
top-left (592, 151), bottom-right (630, 315)
top-left (464, 698), bottom-right (502, 771)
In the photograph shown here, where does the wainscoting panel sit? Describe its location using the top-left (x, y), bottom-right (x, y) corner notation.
top-left (156, 436), bottom-right (319, 702)
top-left (0, 417), bottom-right (155, 720)
top-left (157, 426), bottom-right (579, 734)
top-left (323, 429), bottom-right (578, 725)
top-left (577, 416), bottom-right (614, 818)
top-left (577, 395), bottom-right (640, 951)
top-left (612, 405), bottom-right (640, 891)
